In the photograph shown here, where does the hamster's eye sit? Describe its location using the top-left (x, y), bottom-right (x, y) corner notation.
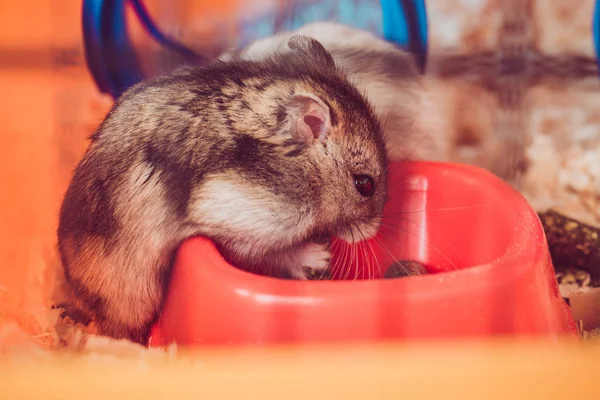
top-left (353, 175), bottom-right (375, 197)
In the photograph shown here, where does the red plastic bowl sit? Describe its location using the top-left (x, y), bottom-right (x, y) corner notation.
top-left (148, 161), bottom-right (577, 347)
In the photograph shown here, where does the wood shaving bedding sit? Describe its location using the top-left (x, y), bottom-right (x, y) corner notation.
top-left (0, 305), bottom-right (180, 365)
top-left (522, 86), bottom-right (600, 228)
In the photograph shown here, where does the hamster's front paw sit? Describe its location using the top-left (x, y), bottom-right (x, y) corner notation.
top-left (288, 242), bottom-right (331, 280)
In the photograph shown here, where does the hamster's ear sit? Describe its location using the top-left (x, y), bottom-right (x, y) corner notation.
top-left (287, 35), bottom-right (336, 70)
top-left (286, 92), bottom-right (331, 143)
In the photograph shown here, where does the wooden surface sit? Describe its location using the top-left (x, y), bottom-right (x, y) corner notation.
top-left (1, 339), bottom-right (598, 399)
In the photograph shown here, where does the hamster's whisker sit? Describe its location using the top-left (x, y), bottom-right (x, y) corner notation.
top-left (373, 228), bottom-right (429, 277)
top-left (361, 241), bottom-right (373, 280)
top-left (346, 228), bottom-right (358, 281)
top-left (355, 224), bottom-right (376, 280)
top-left (359, 222), bottom-right (383, 279)
top-left (319, 241), bottom-right (334, 281)
top-left (339, 240), bottom-right (350, 280)
top-left (329, 240), bottom-right (341, 279)
top-left (369, 232), bottom-right (406, 275)
top-left (377, 215), bottom-right (465, 266)
top-left (347, 228), bottom-right (358, 281)
top-left (356, 233), bottom-right (371, 279)
top-left (332, 238), bottom-right (350, 280)
top-left (364, 233), bottom-right (375, 280)
top-left (376, 221), bottom-right (458, 270)
top-left (353, 232), bottom-right (360, 281)
top-left (373, 232), bottom-right (420, 277)
top-left (402, 132), bottom-right (430, 161)
top-left (343, 239), bottom-right (353, 280)
top-left (391, 122), bottom-right (414, 153)
top-left (333, 241), bottom-right (343, 279)
top-left (363, 220), bottom-right (403, 270)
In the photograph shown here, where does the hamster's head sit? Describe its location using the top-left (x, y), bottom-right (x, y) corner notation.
top-left (190, 36), bottom-right (388, 266)
top-left (267, 36), bottom-right (389, 244)
top-left (280, 86), bottom-right (388, 245)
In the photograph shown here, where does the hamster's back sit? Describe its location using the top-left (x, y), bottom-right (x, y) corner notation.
top-left (57, 36), bottom-right (388, 344)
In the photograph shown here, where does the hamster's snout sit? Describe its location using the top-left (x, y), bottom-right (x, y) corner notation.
top-left (336, 216), bottom-right (382, 244)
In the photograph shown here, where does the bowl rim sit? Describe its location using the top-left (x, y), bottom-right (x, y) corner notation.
top-left (170, 160), bottom-right (549, 288)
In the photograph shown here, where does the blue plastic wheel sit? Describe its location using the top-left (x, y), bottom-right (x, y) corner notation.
top-left (381, 0), bottom-right (428, 72)
top-left (593, 0), bottom-right (600, 75)
top-left (82, 0), bottom-right (428, 99)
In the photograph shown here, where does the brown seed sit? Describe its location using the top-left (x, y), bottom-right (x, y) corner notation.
top-left (384, 260), bottom-right (428, 279)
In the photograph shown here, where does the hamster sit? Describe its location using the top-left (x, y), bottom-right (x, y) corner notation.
top-left (57, 36), bottom-right (389, 344)
top-left (221, 22), bottom-right (444, 162)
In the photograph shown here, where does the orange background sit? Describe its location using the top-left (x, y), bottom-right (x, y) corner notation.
top-left (0, 0), bottom-right (260, 334)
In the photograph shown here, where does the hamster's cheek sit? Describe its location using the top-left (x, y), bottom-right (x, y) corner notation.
top-left (188, 175), bottom-right (314, 246)
top-left (336, 217), bottom-right (381, 244)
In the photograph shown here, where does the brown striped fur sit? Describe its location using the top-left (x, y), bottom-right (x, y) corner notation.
top-left (57, 36), bottom-right (388, 344)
